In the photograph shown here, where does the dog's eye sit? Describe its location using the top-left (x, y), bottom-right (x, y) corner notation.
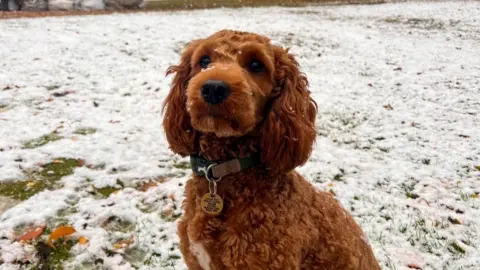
top-left (199, 56), bottom-right (211, 69)
top-left (248, 60), bottom-right (265, 73)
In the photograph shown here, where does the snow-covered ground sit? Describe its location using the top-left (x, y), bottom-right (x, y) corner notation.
top-left (1, 1), bottom-right (479, 269)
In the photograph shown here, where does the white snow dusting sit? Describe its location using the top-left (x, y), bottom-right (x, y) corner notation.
top-left (0, 1), bottom-right (479, 269)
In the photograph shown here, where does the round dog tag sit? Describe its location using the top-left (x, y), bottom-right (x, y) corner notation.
top-left (201, 193), bottom-right (223, 215)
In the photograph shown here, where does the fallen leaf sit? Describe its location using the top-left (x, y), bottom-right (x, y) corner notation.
top-left (53, 159), bottom-right (65, 164)
top-left (458, 134), bottom-right (470, 139)
top-left (0, 108), bottom-right (8, 113)
top-left (77, 159), bottom-right (86, 167)
top-left (71, 136), bottom-right (78, 141)
top-left (109, 120), bottom-right (120, 124)
top-left (327, 182), bottom-right (334, 187)
top-left (448, 217), bottom-right (462, 225)
top-left (113, 236), bottom-right (134, 249)
top-left (78, 236), bottom-right (89, 245)
top-left (407, 263), bottom-right (422, 269)
top-left (48, 226), bottom-right (76, 248)
top-left (17, 225), bottom-right (45, 242)
top-left (161, 206), bottom-right (174, 217)
top-left (52, 91), bottom-right (75, 97)
top-left (169, 194), bottom-right (176, 201)
top-left (157, 177), bottom-right (167, 183)
top-left (417, 198), bottom-right (431, 207)
top-left (26, 181), bottom-right (37, 188)
top-left (383, 104), bottom-right (393, 110)
top-left (472, 194), bottom-right (478, 199)
top-left (46, 98), bottom-right (54, 102)
top-left (139, 181), bottom-right (158, 192)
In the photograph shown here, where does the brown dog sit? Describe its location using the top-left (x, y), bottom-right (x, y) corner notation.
top-left (162, 30), bottom-right (381, 270)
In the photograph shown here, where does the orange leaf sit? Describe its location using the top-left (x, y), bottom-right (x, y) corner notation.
top-left (77, 159), bottom-right (86, 167)
top-left (17, 225), bottom-right (45, 242)
top-left (26, 181), bottom-right (37, 188)
top-left (113, 236), bottom-right (134, 249)
top-left (53, 159), bottom-right (65, 164)
top-left (78, 236), bottom-right (89, 245)
top-left (169, 194), bottom-right (176, 201)
top-left (48, 226), bottom-right (76, 248)
top-left (407, 263), bottom-right (422, 269)
top-left (139, 181), bottom-right (158, 192)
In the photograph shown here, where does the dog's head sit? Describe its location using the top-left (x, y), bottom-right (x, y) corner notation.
top-left (163, 30), bottom-right (317, 173)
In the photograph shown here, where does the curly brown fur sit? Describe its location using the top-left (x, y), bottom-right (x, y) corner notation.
top-left (163, 30), bottom-right (381, 270)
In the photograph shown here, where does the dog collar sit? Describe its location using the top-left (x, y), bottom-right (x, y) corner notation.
top-left (190, 154), bottom-right (261, 181)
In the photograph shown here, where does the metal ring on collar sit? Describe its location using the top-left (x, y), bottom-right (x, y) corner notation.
top-left (199, 163), bottom-right (222, 182)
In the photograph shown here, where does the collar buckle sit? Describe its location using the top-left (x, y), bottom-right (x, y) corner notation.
top-left (198, 163), bottom-right (222, 182)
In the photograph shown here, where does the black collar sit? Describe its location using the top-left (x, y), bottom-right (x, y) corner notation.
top-left (190, 154), bottom-right (261, 181)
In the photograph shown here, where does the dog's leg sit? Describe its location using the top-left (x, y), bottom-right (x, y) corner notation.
top-left (178, 219), bottom-right (205, 270)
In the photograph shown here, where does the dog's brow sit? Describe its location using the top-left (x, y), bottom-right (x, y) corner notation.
top-left (213, 44), bottom-right (230, 55)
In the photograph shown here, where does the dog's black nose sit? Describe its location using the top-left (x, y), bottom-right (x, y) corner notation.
top-left (201, 80), bottom-right (230, 105)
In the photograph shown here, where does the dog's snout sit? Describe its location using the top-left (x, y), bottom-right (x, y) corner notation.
top-left (201, 80), bottom-right (230, 105)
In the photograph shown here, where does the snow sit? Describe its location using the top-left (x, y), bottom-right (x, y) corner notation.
top-left (1, 1), bottom-right (480, 269)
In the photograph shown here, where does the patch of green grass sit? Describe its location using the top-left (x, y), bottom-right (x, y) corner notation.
top-left (34, 240), bottom-right (75, 270)
top-left (402, 181), bottom-right (419, 199)
top-left (383, 16), bottom-right (402, 24)
top-left (24, 133), bottom-right (62, 149)
top-left (94, 180), bottom-right (124, 197)
top-left (45, 85), bottom-right (61, 91)
top-left (74, 128), bottom-right (97, 135)
top-left (95, 186), bottom-right (120, 197)
top-left (406, 191), bottom-right (419, 199)
top-left (173, 161), bottom-right (191, 170)
top-left (144, 252), bottom-right (162, 266)
top-left (102, 216), bottom-right (135, 233)
top-left (41, 158), bottom-right (82, 180)
top-left (159, 254), bottom-right (181, 268)
top-left (407, 218), bottom-right (447, 255)
top-left (160, 212), bottom-right (182, 222)
top-left (0, 181), bottom-right (47, 201)
top-left (333, 173), bottom-right (344, 181)
top-left (449, 242), bottom-right (466, 254)
top-left (124, 247), bottom-right (148, 267)
top-left (0, 158), bottom-right (82, 200)
top-left (460, 192), bottom-right (472, 201)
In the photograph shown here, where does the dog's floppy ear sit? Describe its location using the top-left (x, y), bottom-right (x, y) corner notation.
top-left (259, 46), bottom-right (317, 174)
top-left (162, 41), bottom-right (200, 156)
